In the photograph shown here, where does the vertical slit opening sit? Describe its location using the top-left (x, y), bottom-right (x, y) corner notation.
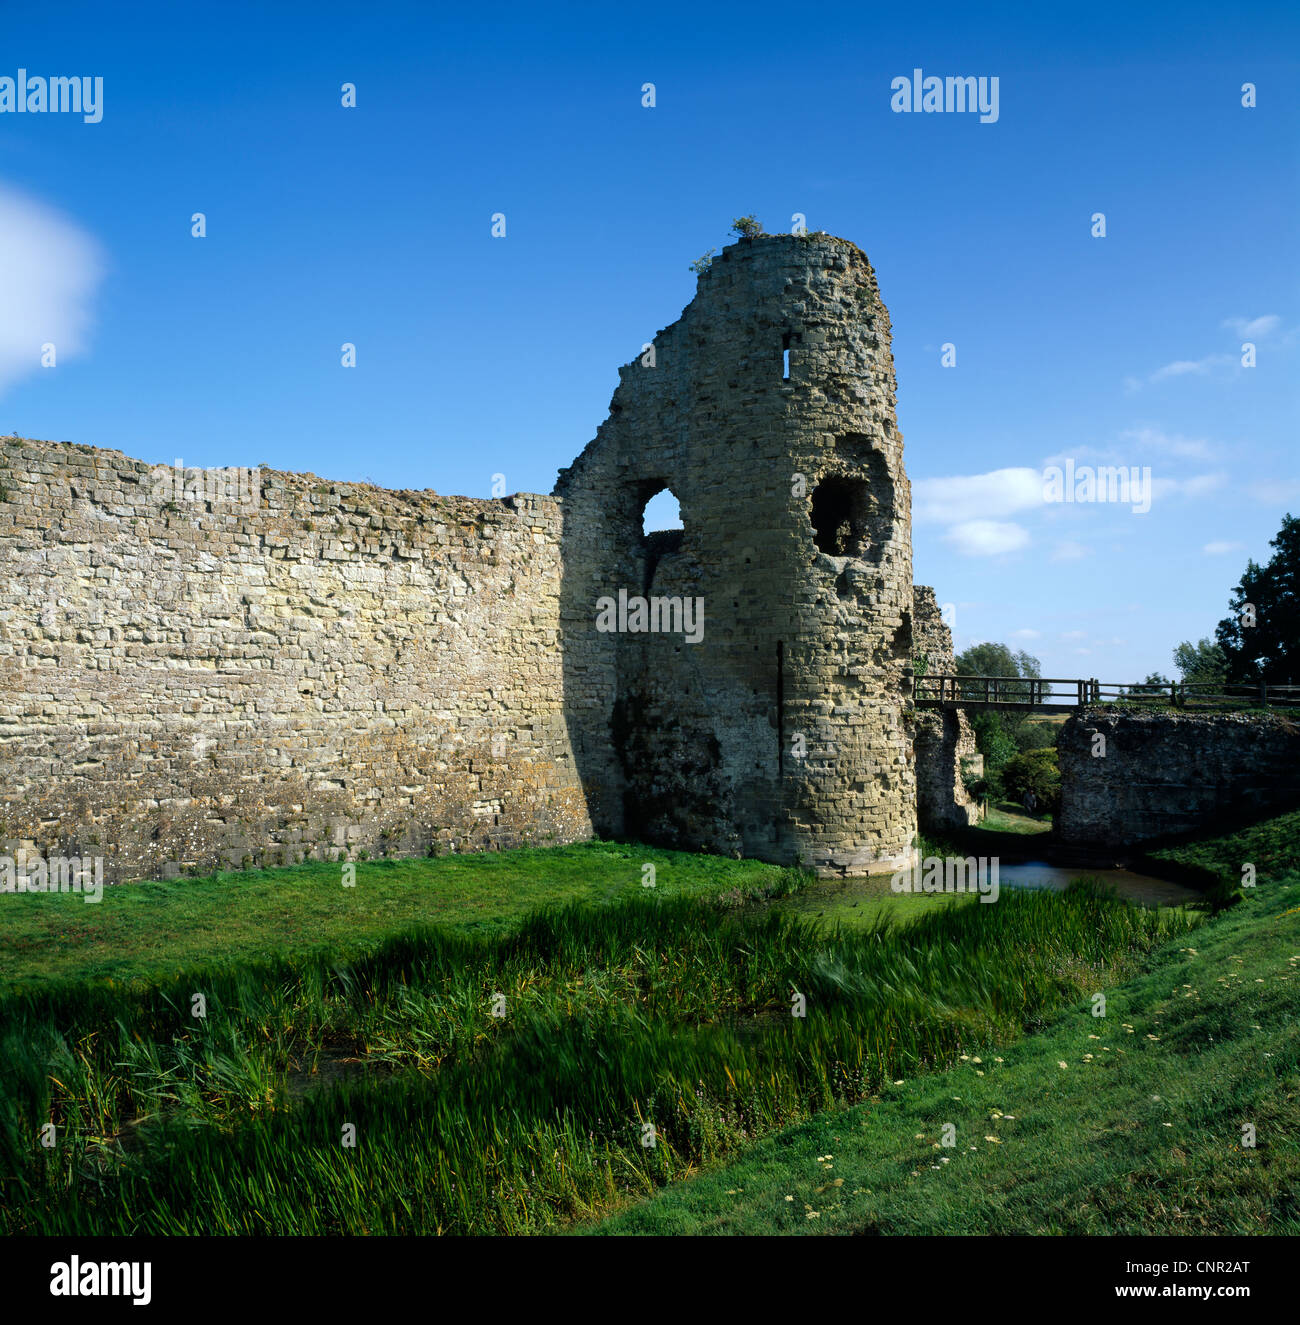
top-left (776, 640), bottom-right (785, 777)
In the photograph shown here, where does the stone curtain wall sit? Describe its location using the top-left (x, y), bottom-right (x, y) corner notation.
top-left (1058, 708), bottom-right (1300, 848)
top-left (910, 585), bottom-right (981, 830)
top-left (0, 437), bottom-right (591, 881)
top-left (556, 233), bottom-right (916, 874)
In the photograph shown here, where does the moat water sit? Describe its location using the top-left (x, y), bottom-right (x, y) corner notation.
top-left (778, 859), bottom-right (1199, 924)
top-left (994, 861), bottom-right (1197, 907)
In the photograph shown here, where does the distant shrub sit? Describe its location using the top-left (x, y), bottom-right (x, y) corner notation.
top-left (730, 215), bottom-right (763, 238)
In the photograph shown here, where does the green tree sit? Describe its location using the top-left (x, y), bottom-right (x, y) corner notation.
top-left (1172, 637), bottom-right (1227, 688)
top-left (1000, 748), bottom-right (1061, 816)
top-left (1126, 672), bottom-right (1171, 696)
top-left (955, 641), bottom-right (1041, 701)
top-left (955, 643), bottom-right (1047, 766)
top-left (1215, 514), bottom-right (1300, 684)
top-left (730, 215), bottom-right (764, 238)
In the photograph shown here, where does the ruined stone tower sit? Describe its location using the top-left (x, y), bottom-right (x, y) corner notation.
top-left (556, 232), bottom-right (916, 873)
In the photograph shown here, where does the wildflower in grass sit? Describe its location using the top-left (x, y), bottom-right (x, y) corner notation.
top-left (1058, 1061), bottom-right (1068, 1069)
top-left (984, 1136), bottom-right (1001, 1144)
top-left (784, 1195), bottom-right (794, 1202)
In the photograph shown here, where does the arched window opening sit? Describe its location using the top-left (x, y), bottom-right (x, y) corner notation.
top-left (636, 483), bottom-right (685, 587)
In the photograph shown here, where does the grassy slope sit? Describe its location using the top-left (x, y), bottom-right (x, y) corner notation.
top-left (0, 842), bottom-right (789, 986)
top-left (4, 882), bottom-right (1186, 1235)
top-left (589, 828), bottom-right (1300, 1235)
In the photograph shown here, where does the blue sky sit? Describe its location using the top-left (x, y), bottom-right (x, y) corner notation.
top-left (1, 0), bottom-right (1296, 683)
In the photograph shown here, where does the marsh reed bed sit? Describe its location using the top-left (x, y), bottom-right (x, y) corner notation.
top-left (2, 880), bottom-right (1194, 1234)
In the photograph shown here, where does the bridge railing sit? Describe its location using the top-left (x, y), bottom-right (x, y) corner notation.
top-left (914, 675), bottom-right (1300, 710)
top-left (914, 675), bottom-right (1087, 707)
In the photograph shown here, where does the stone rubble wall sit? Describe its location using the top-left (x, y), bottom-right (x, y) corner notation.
top-left (0, 436), bottom-right (592, 881)
top-left (1058, 707), bottom-right (1300, 847)
top-left (910, 585), bottom-right (981, 830)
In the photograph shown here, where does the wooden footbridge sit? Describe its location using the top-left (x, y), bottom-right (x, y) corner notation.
top-left (913, 675), bottom-right (1300, 713)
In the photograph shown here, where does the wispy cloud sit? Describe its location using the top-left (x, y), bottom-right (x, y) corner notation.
top-left (1119, 425), bottom-right (1215, 461)
top-left (1245, 479), bottom-right (1300, 503)
top-left (1148, 353), bottom-right (1235, 383)
top-left (1223, 314), bottom-right (1279, 339)
top-left (1203, 540), bottom-right (1245, 556)
top-left (0, 183), bottom-right (104, 395)
top-left (1050, 539), bottom-right (1092, 561)
top-left (1150, 473), bottom-right (1227, 501)
top-left (1125, 316), bottom-right (1283, 393)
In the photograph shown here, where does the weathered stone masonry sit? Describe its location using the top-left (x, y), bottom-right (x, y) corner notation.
top-left (1, 233), bottom-right (961, 881)
top-left (558, 232), bottom-right (916, 873)
top-left (0, 442), bottom-right (591, 881)
top-left (1058, 709), bottom-right (1300, 849)
top-left (911, 586), bottom-right (981, 831)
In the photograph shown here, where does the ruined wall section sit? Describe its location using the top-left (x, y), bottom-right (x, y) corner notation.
top-left (556, 233), bottom-right (916, 873)
top-left (1058, 708), bottom-right (1300, 848)
top-left (0, 437), bottom-right (591, 881)
top-left (911, 585), bottom-right (981, 830)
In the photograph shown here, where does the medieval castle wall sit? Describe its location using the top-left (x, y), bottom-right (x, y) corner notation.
top-left (0, 437), bottom-right (591, 881)
top-left (1058, 708), bottom-right (1300, 849)
top-left (0, 233), bottom-right (928, 882)
top-left (911, 586), bottom-right (982, 830)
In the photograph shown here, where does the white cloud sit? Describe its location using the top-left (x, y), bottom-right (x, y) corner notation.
top-left (912, 468), bottom-right (1043, 524)
top-left (1061, 630), bottom-right (1087, 641)
top-left (942, 519), bottom-right (1030, 557)
top-left (0, 184), bottom-right (104, 395)
top-left (1223, 314), bottom-right (1279, 339)
top-left (1203, 540), bottom-right (1245, 556)
top-left (1010, 628), bottom-right (1041, 640)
